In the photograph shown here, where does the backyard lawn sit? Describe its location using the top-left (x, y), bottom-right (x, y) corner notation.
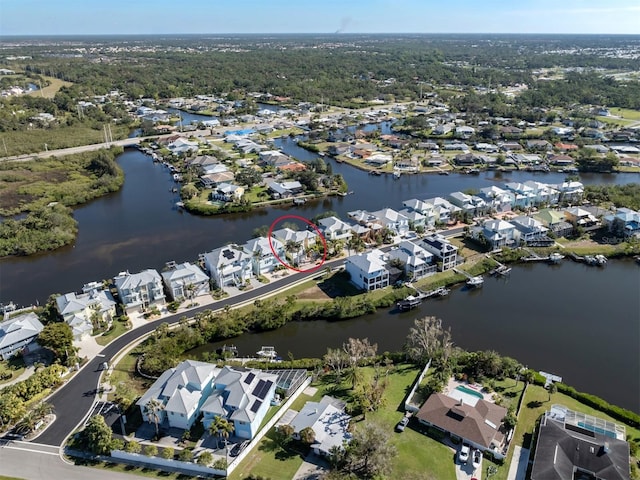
top-left (95, 321), bottom-right (131, 347)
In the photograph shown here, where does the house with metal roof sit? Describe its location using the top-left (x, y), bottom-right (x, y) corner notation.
top-left (201, 245), bottom-right (253, 288)
top-left (201, 366), bottom-right (277, 439)
top-left (387, 241), bottom-right (435, 280)
top-left (345, 249), bottom-right (390, 291)
top-left (114, 269), bottom-right (165, 314)
top-left (243, 236), bottom-right (286, 275)
top-left (0, 312), bottom-right (44, 360)
top-left (56, 283), bottom-right (116, 340)
top-left (317, 216), bottom-right (354, 242)
top-left (420, 234), bottom-right (459, 271)
top-left (161, 262), bottom-right (210, 301)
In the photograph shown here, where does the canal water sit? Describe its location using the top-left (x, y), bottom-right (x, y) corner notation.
top-left (197, 259), bottom-right (639, 412)
top-left (0, 136), bottom-right (638, 411)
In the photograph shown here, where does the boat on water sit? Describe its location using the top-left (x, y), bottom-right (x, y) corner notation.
top-left (393, 171), bottom-right (401, 179)
top-left (594, 254), bottom-right (607, 266)
top-left (438, 170), bottom-right (450, 175)
top-left (584, 255), bottom-right (598, 266)
top-left (397, 295), bottom-right (422, 311)
top-left (466, 276), bottom-right (484, 288)
top-left (369, 170), bottom-right (382, 176)
top-left (548, 252), bottom-right (565, 264)
top-left (256, 346), bottom-right (277, 359)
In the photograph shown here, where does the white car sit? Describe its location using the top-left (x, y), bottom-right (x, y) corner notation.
top-left (458, 444), bottom-right (470, 464)
top-left (472, 449), bottom-right (482, 470)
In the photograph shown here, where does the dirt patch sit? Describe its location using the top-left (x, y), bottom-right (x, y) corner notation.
top-left (296, 285), bottom-right (333, 301)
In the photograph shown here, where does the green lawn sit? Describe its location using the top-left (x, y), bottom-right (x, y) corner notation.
top-left (0, 357), bottom-right (26, 385)
top-left (108, 352), bottom-right (149, 400)
top-left (73, 458), bottom-right (198, 479)
top-left (95, 321), bottom-right (131, 346)
top-left (608, 107), bottom-right (640, 121)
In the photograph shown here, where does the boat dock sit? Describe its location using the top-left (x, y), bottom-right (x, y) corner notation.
top-left (486, 255), bottom-right (512, 276)
top-left (453, 268), bottom-right (484, 287)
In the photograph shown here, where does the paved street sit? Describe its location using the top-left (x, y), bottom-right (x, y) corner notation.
top-left (0, 443), bottom-right (149, 480)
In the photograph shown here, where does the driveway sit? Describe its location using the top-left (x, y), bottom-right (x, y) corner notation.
top-left (507, 446), bottom-right (529, 480)
top-left (455, 450), bottom-right (482, 480)
top-left (292, 452), bottom-right (329, 480)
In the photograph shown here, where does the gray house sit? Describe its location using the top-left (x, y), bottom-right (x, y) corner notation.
top-left (0, 312), bottom-right (44, 360)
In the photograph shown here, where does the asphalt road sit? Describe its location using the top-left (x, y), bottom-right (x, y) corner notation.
top-left (33, 258), bottom-right (344, 447)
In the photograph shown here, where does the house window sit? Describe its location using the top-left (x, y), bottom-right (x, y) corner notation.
top-left (181, 413), bottom-right (184, 417)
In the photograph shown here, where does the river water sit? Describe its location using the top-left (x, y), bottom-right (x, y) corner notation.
top-left (0, 133), bottom-right (638, 411)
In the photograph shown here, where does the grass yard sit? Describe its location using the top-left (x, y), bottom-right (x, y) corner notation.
top-left (608, 107), bottom-right (640, 121)
top-left (0, 357), bottom-right (26, 385)
top-left (108, 352), bottom-right (149, 400)
top-left (95, 321), bottom-right (131, 346)
top-left (26, 76), bottom-right (72, 99)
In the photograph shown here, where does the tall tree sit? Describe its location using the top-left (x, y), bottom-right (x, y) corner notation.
top-left (83, 414), bottom-right (113, 455)
top-left (209, 416), bottom-right (234, 449)
top-left (343, 422), bottom-right (396, 479)
top-left (143, 398), bottom-right (165, 436)
top-left (37, 322), bottom-right (74, 363)
top-left (405, 316), bottom-right (453, 366)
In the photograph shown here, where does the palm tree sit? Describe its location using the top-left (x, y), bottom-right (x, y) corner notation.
top-left (344, 366), bottom-right (363, 390)
top-left (143, 399), bottom-right (165, 436)
top-left (209, 416), bottom-right (234, 449)
top-left (33, 401), bottom-right (54, 422)
top-left (284, 240), bottom-right (302, 265)
top-left (252, 248), bottom-right (263, 277)
top-left (548, 382), bottom-right (558, 401)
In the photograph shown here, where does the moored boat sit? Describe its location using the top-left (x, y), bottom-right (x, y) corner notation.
top-left (594, 254), bottom-right (607, 266)
top-left (256, 346), bottom-right (277, 359)
top-left (466, 276), bottom-right (484, 288)
top-left (548, 252), bottom-right (565, 264)
top-left (397, 295), bottom-right (422, 311)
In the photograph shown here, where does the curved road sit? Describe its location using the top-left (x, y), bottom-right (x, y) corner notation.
top-left (33, 259), bottom-right (343, 447)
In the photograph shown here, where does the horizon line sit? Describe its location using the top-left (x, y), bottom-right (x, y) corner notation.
top-left (2, 32), bottom-right (640, 37)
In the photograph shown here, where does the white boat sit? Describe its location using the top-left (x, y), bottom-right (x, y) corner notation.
top-left (466, 276), bottom-right (484, 288)
top-left (393, 171), bottom-right (401, 179)
top-left (548, 252), bottom-right (564, 264)
top-left (256, 346), bottom-right (277, 359)
top-left (594, 254), bottom-right (607, 266)
top-left (584, 255), bottom-right (597, 266)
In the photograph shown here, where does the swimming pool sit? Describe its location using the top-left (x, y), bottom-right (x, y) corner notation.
top-left (577, 421), bottom-right (617, 439)
top-left (456, 385), bottom-right (484, 399)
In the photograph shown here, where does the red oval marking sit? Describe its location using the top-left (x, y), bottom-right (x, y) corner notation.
top-left (267, 214), bottom-right (328, 273)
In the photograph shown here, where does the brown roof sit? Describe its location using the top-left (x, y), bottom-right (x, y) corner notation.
top-left (416, 393), bottom-right (507, 449)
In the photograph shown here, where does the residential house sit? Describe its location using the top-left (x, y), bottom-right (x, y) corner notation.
top-left (114, 269), bottom-right (165, 314)
top-left (474, 220), bottom-right (517, 249)
top-left (523, 181), bottom-right (560, 206)
top-left (200, 171), bottom-right (235, 189)
top-left (56, 284), bottom-right (117, 340)
top-left (270, 228), bottom-right (317, 265)
top-left (526, 139), bottom-right (553, 152)
top-left (555, 142), bottom-right (579, 152)
top-left (288, 396), bottom-right (352, 457)
top-left (423, 197), bottom-right (462, 224)
top-left (387, 240), bottom-right (435, 280)
top-left (243, 236), bottom-right (286, 275)
top-left (368, 208), bottom-right (410, 237)
top-left (512, 153), bottom-right (543, 165)
top-left (345, 249), bottom-right (390, 291)
top-left (0, 312), bottom-right (44, 360)
top-left (259, 150), bottom-right (294, 168)
top-left (510, 216), bottom-right (550, 245)
top-left (168, 137), bottom-right (199, 155)
top-left (478, 186), bottom-right (514, 213)
top-left (433, 123), bottom-right (454, 135)
top-left (161, 262), bottom-right (210, 301)
top-left (455, 126), bottom-right (475, 139)
top-left (317, 216), bottom-right (354, 242)
top-left (202, 245), bottom-right (253, 288)
top-left (474, 143), bottom-right (499, 153)
top-left (200, 366), bottom-right (277, 440)
top-left (416, 393), bottom-right (507, 459)
top-left (531, 406), bottom-right (630, 480)
top-left (604, 208), bottom-right (640, 239)
top-left (564, 207), bottom-right (599, 228)
top-left (547, 154), bottom-right (575, 167)
top-left (186, 155), bottom-right (219, 174)
top-left (554, 181), bottom-right (584, 204)
top-left (212, 183), bottom-right (244, 202)
top-left (365, 152), bottom-right (393, 167)
top-left (399, 208), bottom-right (427, 230)
top-left (402, 199), bottom-right (438, 226)
top-left (136, 360), bottom-right (218, 430)
top-left (448, 191), bottom-right (487, 217)
top-left (347, 209), bottom-right (377, 226)
top-left (267, 181), bottom-right (304, 199)
top-left (420, 234), bottom-right (458, 271)
top-left (442, 142), bottom-right (470, 152)
top-left (503, 182), bottom-right (537, 209)
top-left (534, 209), bottom-right (574, 238)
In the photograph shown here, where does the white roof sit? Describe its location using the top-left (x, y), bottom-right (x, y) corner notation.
top-left (0, 312), bottom-right (44, 350)
top-left (114, 269), bottom-right (162, 291)
top-left (290, 396), bottom-right (351, 455)
top-left (244, 236), bottom-right (284, 255)
top-left (161, 262), bottom-right (209, 286)
top-left (346, 249), bottom-right (387, 274)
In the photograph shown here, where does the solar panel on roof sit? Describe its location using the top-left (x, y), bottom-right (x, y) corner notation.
top-left (252, 379), bottom-right (265, 397)
top-left (244, 372), bottom-right (255, 385)
top-left (222, 249), bottom-right (235, 259)
top-left (256, 380), bottom-right (273, 400)
top-left (250, 399), bottom-right (262, 413)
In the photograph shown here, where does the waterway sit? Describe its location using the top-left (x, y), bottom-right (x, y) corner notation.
top-left (0, 136), bottom-right (638, 411)
top-left (197, 259), bottom-right (639, 412)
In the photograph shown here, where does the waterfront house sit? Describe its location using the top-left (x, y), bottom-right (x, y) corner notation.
top-left (473, 219), bottom-right (517, 249)
top-left (186, 155), bottom-right (219, 175)
top-left (259, 150), bottom-right (294, 168)
top-left (56, 283), bottom-right (117, 340)
top-left (416, 393), bottom-right (507, 459)
top-left (368, 208), bottom-right (410, 237)
top-left (270, 228), bottom-right (317, 265)
top-left (402, 199), bottom-right (438, 226)
top-left (433, 123), bottom-right (454, 135)
top-left (423, 197), bottom-right (462, 224)
top-left (114, 269), bottom-right (165, 314)
top-left (317, 216), bottom-right (354, 242)
top-left (288, 396), bottom-right (352, 457)
top-left (504, 182), bottom-right (536, 209)
top-left (553, 181), bottom-right (584, 204)
top-left (202, 245), bottom-right (253, 288)
top-left (347, 209), bottom-right (377, 226)
top-left (387, 240), bottom-right (435, 280)
top-left (448, 191), bottom-right (488, 217)
top-left (213, 183), bottom-right (244, 202)
top-left (168, 137), bottom-right (199, 155)
top-left (455, 126), bottom-right (475, 139)
top-left (603, 208), bottom-right (640, 239)
top-left (345, 249), bottom-right (390, 291)
top-left (200, 366), bottom-right (277, 440)
top-left (564, 207), bottom-right (599, 229)
top-left (531, 406), bottom-right (630, 480)
top-left (547, 154), bottom-right (575, 167)
top-left (526, 139), bottom-right (552, 152)
top-left (398, 208), bottom-right (427, 230)
top-left (0, 312), bottom-right (44, 360)
top-left (365, 152), bottom-right (393, 167)
top-left (243, 236), bottom-right (286, 275)
top-left (478, 186), bottom-right (514, 213)
top-left (136, 360), bottom-right (218, 431)
top-left (510, 216), bottom-right (550, 245)
top-left (523, 181), bottom-right (560, 206)
top-left (161, 262), bottom-right (210, 301)
top-left (267, 181), bottom-right (304, 199)
top-left (534, 209), bottom-right (574, 238)
top-left (200, 171), bottom-right (235, 189)
top-left (420, 234), bottom-right (458, 271)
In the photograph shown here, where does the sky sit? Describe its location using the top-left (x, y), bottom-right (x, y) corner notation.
top-left (1, 0), bottom-right (639, 36)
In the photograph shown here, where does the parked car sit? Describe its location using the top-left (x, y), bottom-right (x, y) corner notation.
top-left (472, 449), bottom-right (482, 470)
top-left (230, 440), bottom-right (249, 457)
top-left (395, 416), bottom-right (410, 432)
top-left (458, 444), bottom-right (470, 464)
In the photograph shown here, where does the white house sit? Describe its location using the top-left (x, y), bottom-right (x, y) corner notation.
top-left (168, 137), bottom-right (199, 155)
top-left (503, 182), bottom-right (537, 209)
top-left (368, 208), bottom-right (410, 237)
top-left (56, 284), bottom-right (117, 340)
top-left (604, 207), bottom-right (640, 238)
top-left (523, 181), bottom-right (560, 206)
top-left (288, 396), bottom-right (352, 457)
top-left (317, 216), bottom-right (354, 242)
top-left (243, 236), bottom-right (286, 275)
top-left (553, 181), bottom-right (584, 204)
top-left (0, 312), bottom-right (44, 360)
top-left (136, 360), bottom-right (218, 431)
top-left (402, 199), bottom-right (438, 227)
top-left (510, 216), bottom-right (549, 245)
top-left (114, 269), bottom-right (166, 314)
top-left (423, 197), bottom-right (462, 224)
top-left (478, 186), bottom-right (514, 213)
top-left (448, 191), bottom-right (487, 216)
top-left (202, 245), bottom-right (253, 288)
top-left (474, 220), bottom-right (517, 249)
top-left (345, 249), bottom-right (390, 291)
top-left (420, 234), bottom-right (458, 271)
top-left (161, 262), bottom-right (210, 301)
top-left (200, 366), bottom-right (277, 440)
top-left (388, 241), bottom-right (435, 280)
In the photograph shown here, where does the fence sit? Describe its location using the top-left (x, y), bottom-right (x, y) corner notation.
top-left (404, 358), bottom-right (431, 413)
top-left (111, 450), bottom-right (225, 477)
